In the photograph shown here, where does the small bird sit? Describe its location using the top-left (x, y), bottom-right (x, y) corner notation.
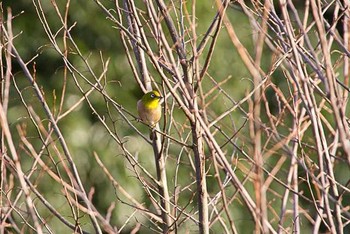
top-left (137, 90), bottom-right (163, 127)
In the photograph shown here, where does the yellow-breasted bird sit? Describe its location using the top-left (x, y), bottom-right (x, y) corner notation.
top-left (137, 90), bottom-right (163, 127)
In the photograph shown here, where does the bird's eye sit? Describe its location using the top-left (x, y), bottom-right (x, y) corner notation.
top-left (151, 94), bottom-right (155, 98)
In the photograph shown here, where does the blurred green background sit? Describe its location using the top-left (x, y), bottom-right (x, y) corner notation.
top-left (3, 1), bottom-right (253, 232)
top-left (2, 0), bottom-right (349, 233)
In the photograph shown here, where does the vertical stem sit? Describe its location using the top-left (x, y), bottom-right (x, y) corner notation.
top-left (189, 1), bottom-right (209, 231)
top-left (152, 128), bottom-right (172, 233)
top-left (251, 2), bottom-right (271, 233)
top-left (292, 90), bottom-right (301, 234)
top-left (343, 0), bottom-right (350, 164)
top-left (1, 6), bottom-right (9, 234)
top-left (191, 119), bottom-right (209, 234)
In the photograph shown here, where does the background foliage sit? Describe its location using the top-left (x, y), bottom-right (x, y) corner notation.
top-left (1, 0), bottom-right (350, 233)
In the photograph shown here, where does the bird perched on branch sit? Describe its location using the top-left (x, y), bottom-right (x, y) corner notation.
top-left (137, 90), bottom-right (163, 128)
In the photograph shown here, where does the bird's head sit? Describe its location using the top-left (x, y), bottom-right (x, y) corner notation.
top-left (142, 90), bottom-right (162, 109)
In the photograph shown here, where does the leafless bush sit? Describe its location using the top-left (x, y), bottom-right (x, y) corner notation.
top-left (1, 0), bottom-right (349, 233)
